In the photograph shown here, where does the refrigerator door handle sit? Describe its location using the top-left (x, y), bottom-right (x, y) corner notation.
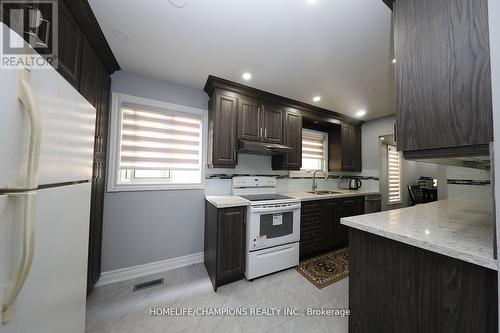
top-left (18, 69), bottom-right (41, 190)
top-left (1, 192), bottom-right (37, 324)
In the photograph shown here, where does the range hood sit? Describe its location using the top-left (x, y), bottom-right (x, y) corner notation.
top-left (238, 140), bottom-right (293, 156)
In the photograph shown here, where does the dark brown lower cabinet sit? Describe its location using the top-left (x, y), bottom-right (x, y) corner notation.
top-left (300, 197), bottom-right (364, 260)
top-left (204, 202), bottom-right (246, 291)
top-left (349, 229), bottom-right (498, 333)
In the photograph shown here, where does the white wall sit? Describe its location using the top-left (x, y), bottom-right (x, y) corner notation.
top-left (361, 115), bottom-right (438, 209)
top-left (101, 71), bottom-right (209, 272)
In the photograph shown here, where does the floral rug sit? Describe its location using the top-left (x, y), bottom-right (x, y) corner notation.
top-left (295, 248), bottom-right (349, 289)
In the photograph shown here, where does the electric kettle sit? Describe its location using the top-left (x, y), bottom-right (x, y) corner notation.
top-left (349, 178), bottom-right (362, 190)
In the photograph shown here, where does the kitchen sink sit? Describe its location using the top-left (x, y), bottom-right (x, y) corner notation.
top-left (306, 190), bottom-right (343, 195)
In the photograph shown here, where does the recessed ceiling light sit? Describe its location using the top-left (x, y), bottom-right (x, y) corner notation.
top-left (242, 72), bottom-right (252, 80)
top-left (392, 58), bottom-right (397, 64)
top-left (168, 0), bottom-right (186, 8)
top-left (111, 28), bottom-right (129, 41)
top-left (356, 110), bottom-right (367, 117)
top-left (313, 96), bottom-right (321, 102)
top-left (380, 137), bottom-right (385, 141)
top-left (306, 0), bottom-right (318, 3)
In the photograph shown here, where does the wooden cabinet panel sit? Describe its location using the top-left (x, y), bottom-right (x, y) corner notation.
top-left (79, 39), bottom-right (99, 106)
top-left (204, 202), bottom-right (246, 291)
top-left (217, 207), bottom-right (246, 281)
top-left (329, 123), bottom-right (362, 172)
top-left (95, 63), bottom-right (111, 158)
top-left (238, 98), bottom-right (262, 141)
top-left (301, 197), bottom-right (365, 260)
top-left (323, 199), bottom-right (343, 251)
top-left (272, 110), bottom-right (302, 170)
top-left (57, 2), bottom-right (83, 89)
top-left (340, 124), bottom-right (362, 172)
top-left (263, 105), bottom-right (283, 143)
top-left (349, 229), bottom-right (498, 332)
top-left (394, 0), bottom-right (493, 153)
top-left (87, 157), bottom-right (105, 292)
top-left (208, 94), bottom-right (238, 168)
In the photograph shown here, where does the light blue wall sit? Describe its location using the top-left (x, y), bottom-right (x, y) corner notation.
top-left (101, 71), bottom-right (209, 272)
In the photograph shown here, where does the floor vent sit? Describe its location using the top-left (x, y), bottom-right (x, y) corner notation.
top-left (133, 278), bottom-right (164, 292)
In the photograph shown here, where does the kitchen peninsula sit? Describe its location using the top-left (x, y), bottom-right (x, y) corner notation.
top-left (342, 200), bottom-right (498, 332)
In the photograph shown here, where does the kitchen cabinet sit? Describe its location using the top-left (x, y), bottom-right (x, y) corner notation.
top-left (204, 202), bottom-right (246, 291)
top-left (208, 93), bottom-right (239, 168)
top-left (204, 76), bottom-right (362, 170)
top-left (262, 104), bottom-right (283, 144)
top-left (349, 229), bottom-right (497, 332)
top-left (272, 110), bottom-right (302, 170)
top-left (87, 62), bottom-right (111, 292)
top-left (79, 39), bottom-right (99, 106)
top-left (300, 197), bottom-right (364, 260)
top-left (57, 2), bottom-right (83, 90)
top-left (329, 123), bottom-right (362, 172)
top-left (87, 157), bottom-right (105, 292)
top-left (238, 97), bottom-right (262, 141)
top-left (237, 98), bottom-right (283, 144)
top-left (394, 0), bottom-right (493, 158)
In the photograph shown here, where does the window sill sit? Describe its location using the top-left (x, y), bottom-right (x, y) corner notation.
top-left (107, 183), bottom-right (205, 193)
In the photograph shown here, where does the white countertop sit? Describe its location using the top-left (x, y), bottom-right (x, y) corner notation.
top-left (283, 190), bottom-right (380, 201)
top-left (341, 199), bottom-right (497, 270)
top-left (205, 195), bottom-right (249, 208)
top-left (205, 190), bottom-right (377, 208)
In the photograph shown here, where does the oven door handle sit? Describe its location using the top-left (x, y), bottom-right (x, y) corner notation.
top-left (251, 204), bottom-right (301, 213)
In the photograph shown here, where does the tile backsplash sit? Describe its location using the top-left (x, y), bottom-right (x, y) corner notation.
top-left (444, 166), bottom-right (492, 202)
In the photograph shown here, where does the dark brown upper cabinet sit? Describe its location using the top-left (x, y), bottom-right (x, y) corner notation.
top-left (204, 76), bottom-right (362, 170)
top-left (329, 123), bottom-right (362, 172)
top-left (79, 39), bottom-right (99, 106)
top-left (238, 97), bottom-right (262, 141)
top-left (237, 98), bottom-right (283, 144)
top-left (394, 0), bottom-right (493, 158)
top-left (208, 93), bottom-right (238, 168)
top-left (263, 104), bottom-right (283, 144)
top-left (57, 2), bottom-right (83, 90)
top-left (272, 109), bottom-right (302, 170)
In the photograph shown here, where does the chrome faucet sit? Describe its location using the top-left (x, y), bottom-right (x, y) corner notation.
top-left (312, 170), bottom-right (328, 192)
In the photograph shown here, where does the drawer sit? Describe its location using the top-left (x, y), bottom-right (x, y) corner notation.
top-left (246, 242), bottom-right (299, 280)
top-left (301, 227), bottom-right (322, 242)
top-left (301, 201), bottom-right (323, 215)
top-left (301, 213), bottom-right (322, 229)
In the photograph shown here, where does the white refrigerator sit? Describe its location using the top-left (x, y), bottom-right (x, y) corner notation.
top-left (0, 24), bottom-right (96, 333)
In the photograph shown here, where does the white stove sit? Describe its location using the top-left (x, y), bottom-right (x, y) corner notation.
top-left (232, 177), bottom-right (301, 280)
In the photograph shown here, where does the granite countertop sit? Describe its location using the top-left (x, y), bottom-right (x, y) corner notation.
top-left (341, 199), bottom-right (497, 270)
top-left (205, 190), bottom-right (377, 208)
top-left (283, 190), bottom-right (380, 201)
top-left (205, 195), bottom-right (249, 208)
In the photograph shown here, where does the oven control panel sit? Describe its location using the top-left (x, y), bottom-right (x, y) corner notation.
top-left (233, 176), bottom-right (277, 188)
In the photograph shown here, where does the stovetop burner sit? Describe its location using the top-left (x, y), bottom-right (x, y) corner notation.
top-left (238, 194), bottom-right (293, 202)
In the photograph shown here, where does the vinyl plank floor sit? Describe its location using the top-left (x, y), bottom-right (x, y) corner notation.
top-left (85, 264), bottom-right (349, 333)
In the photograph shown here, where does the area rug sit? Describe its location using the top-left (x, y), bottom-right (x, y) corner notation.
top-left (295, 248), bottom-right (349, 289)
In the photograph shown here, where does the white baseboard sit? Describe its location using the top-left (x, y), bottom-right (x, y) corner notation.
top-left (95, 252), bottom-right (204, 287)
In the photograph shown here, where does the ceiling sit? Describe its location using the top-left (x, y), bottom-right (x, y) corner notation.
top-left (88, 0), bottom-right (394, 120)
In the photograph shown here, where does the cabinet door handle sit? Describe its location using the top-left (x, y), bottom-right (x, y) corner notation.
top-left (265, 128), bottom-right (267, 138)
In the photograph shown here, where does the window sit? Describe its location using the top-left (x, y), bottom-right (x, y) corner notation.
top-left (301, 129), bottom-right (328, 171)
top-left (108, 94), bottom-right (206, 191)
top-left (387, 145), bottom-right (402, 204)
